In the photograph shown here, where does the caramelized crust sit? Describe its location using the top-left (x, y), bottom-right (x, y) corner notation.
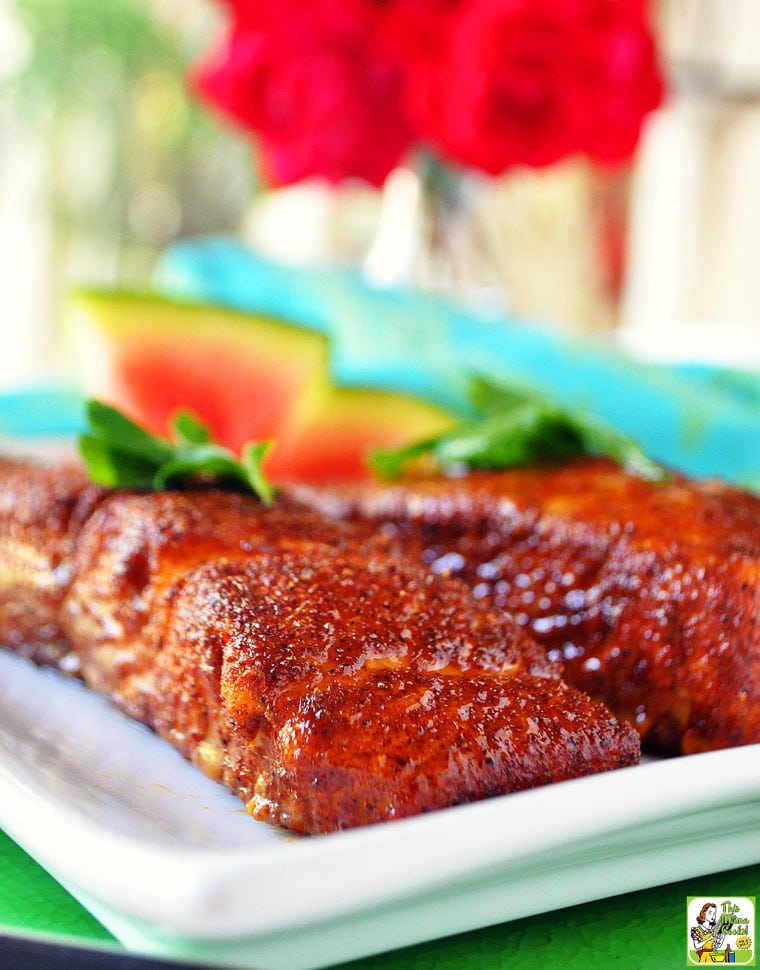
top-left (0, 458), bottom-right (105, 667)
top-left (150, 553), bottom-right (638, 834)
top-left (61, 489), bottom-right (357, 720)
top-left (288, 459), bottom-right (760, 755)
top-left (0, 457), bottom-right (640, 833)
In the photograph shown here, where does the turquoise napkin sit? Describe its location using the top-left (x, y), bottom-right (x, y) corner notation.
top-left (157, 237), bottom-right (760, 489)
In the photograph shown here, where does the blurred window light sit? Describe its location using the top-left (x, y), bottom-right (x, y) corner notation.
top-left (0, 0), bottom-right (251, 387)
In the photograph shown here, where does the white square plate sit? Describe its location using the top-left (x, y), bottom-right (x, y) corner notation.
top-left (2, 648), bottom-right (759, 970)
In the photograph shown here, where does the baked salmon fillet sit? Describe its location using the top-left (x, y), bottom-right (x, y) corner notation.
top-left (288, 458), bottom-right (760, 755)
top-left (0, 458), bottom-right (105, 668)
top-left (0, 457), bottom-right (639, 834)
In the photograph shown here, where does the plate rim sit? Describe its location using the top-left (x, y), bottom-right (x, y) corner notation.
top-left (2, 649), bottom-right (760, 947)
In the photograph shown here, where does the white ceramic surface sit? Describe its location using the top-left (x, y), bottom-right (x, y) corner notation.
top-left (2, 649), bottom-right (760, 969)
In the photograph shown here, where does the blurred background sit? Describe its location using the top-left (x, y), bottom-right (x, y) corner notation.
top-left (1, 0), bottom-right (760, 389)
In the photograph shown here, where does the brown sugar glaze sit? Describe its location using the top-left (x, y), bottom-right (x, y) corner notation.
top-left (0, 457), bottom-right (639, 834)
top-left (289, 457), bottom-right (760, 755)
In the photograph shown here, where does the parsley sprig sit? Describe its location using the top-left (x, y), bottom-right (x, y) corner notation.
top-left (79, 399), bottom-right (275, 504)
top-left (370, 377), bottom-right (666, 483)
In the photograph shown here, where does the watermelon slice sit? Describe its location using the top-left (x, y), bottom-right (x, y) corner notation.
top-left (69, 290), bottom-right (456, 483)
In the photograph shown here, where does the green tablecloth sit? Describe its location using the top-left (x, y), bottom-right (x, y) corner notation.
top-left (2, 828), bottom-right (758, 969)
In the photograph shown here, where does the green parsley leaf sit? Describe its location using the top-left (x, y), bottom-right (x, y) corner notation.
top-left (171, 410), bottom-right (211, 446)
top-left (79, 399), bottom-right (275, 505)
top-left (370, 377), bottom-right (666, 483)
top-left (241, 441), bottom-right (276, 507)
top-left (85, 398), bottom-right (174, 465)
top-left (78, 433), bottom-right (158, 490)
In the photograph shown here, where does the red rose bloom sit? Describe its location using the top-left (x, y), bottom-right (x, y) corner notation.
top-left (575, 0), bottom-right (665, 164)
top-left (193, 0), bottom-right (664, 184)
top-left (380, 0), bottom-right (466, 62)
top-left (194, 0), bottom-right (413, 186)
top-left (397, 0), bottom-right (664, 173)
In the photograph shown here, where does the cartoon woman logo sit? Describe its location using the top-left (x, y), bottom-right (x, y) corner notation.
top-left (690, 902), bottom-right (733, 964)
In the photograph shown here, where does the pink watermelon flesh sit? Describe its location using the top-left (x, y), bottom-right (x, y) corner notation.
top-left (71, 291), bottom-right (456, 483)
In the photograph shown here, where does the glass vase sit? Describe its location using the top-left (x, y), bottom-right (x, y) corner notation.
top-left (363, 154), bottom-right (629, 334)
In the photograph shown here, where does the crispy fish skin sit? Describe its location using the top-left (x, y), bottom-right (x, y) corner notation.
top-left (288, 458), bottom-right (760, 755)
top-left (61, 488), bottom-right (353, 721)
top-left (0, 457), bottom-right (639, 834)
top-left (149, 552), bottom-right (638, 834)
top-left (0, 458), bottom-right (105, 668)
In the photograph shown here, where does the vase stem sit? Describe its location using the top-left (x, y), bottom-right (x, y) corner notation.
top-left (363, 166), bottom-right (424, 288)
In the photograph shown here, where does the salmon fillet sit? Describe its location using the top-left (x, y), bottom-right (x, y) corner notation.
top-left (0, 458), bottom-right (105, 668)
top-left (148, 552), bottom-right (637, 833)
top-left (288, 458), bottom-right (760, 755)
top-left (0, 457), bottom-right (639, 834)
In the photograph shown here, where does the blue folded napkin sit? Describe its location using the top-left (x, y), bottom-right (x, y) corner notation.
top-left (156, 237), bottom-right (760, 489)
top-left (0, 388), bottom-right (85, 439)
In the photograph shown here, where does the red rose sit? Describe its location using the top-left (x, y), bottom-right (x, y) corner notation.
top-left (574, 1), bottom-right (665, 164)
top-left (193, 0), bottom-right (664, 184)
top-left (380, 0), bottom-right (465, 63)
top-left (398, 0), bottom-right (663, 173)
top-left (194, 0), bottom-right (413, 186)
